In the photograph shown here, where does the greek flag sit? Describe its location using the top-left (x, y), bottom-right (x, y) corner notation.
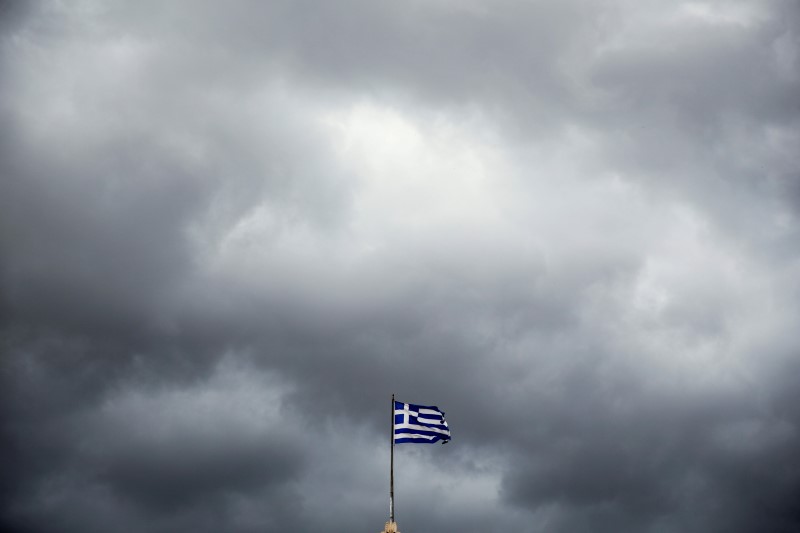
top-left (394, 401), bottom-right (451, 444)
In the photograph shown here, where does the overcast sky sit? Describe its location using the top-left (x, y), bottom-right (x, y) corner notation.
top-left (1, 1), bottom-right (799, 532)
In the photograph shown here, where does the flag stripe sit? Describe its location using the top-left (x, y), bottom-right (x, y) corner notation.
top-left (395, 424), bottom-right (450, 435)
top-left (395, 434), bottom-right (441, 443)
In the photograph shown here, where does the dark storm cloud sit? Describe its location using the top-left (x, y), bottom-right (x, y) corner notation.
top-left (0, 0), bottom-right (29, 34)
top-left (1, 1), bottom-right (799, 532)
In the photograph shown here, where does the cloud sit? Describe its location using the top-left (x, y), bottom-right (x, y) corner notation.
top-left (1, 1), bottom-right (799, 532)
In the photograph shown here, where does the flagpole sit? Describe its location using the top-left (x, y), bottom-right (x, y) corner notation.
top-left (390, 393), bottom-right (395, 524)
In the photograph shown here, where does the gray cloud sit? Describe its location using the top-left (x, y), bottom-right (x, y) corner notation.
top-left (2, 1), bottom-right (799, 532)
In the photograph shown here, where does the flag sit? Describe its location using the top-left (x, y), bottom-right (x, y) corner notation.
top-left (394, 401), bottom-right (451, 443)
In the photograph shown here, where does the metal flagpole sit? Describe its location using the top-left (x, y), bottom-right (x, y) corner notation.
top-left (390, 393), bottom-right (395, 524)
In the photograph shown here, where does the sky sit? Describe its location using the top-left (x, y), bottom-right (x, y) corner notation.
top-left (1, 1), bottom-right (799, 532)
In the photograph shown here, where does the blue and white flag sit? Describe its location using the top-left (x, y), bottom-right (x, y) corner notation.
top-left (394, 401), bottom-right (451, 444)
